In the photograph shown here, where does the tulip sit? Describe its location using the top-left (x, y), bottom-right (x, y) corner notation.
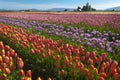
top-left (100, 67), bottom-right (105, 73)
top-left (84, 68), bottom-right (89, 76)
top-left (90, 51), bottom-right (95, 57)
top-left (79, 46), bottom-right (84, 54)
top-left (113, 73), bottom-right (119, 80)
top-left (100, 53), bottom-right (106, 60)
top-left (79, 62), bottom-right (84, 72)
top-left (0, 41), bottom-right (4, 49)
top-left (30, 49), bottom-right (35, 54)
top-left (93, 68), bottom-right (98, 75)
top-left (0, 56), bottom-right (2, 63)
top-left (81, 56), bottom-right (85, 62)
top-left (100, 72), bottom-right (106, 79)
top-left (60, 69), bottom-right (65, 76)
top-left (89, 64), bottom-right (94, 70)
top-left (56, 63), bottom-right (60, 69)
top-left (26, 70), bottom-right (31, 77)
top-left (98, 77), bottom-right (105, 80)
top-left (0, 74), bottom-right (6, 80)
top-left (37, 77), bottom-right (42, 80)
top-left (85, 52), bottom-right (90, 58)
top-left (70, 70), bottom-right (75, 75)
top-left (5, 68), bottom-right (11, 75)
top-left (48, 77), bottom-right (52, 80)
top-left (19, 69), bottom-right (25, 76)
top-left (42, 53), bottom-right (46, 58)
top-left (56, 55), bottom-right (60, 62)
top-left (87, 58), bottom-right (93, 65)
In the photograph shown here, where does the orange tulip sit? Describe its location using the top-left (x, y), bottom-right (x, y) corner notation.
top-left (5, 68), bottom-right (10, 75)
top-left (0, 56), bottom-right (2, 63)
top-left (37, 77), bottom-right (42, 80)
top-left (48, 77), bottom-right (52, 80)
top-left (93, 68), bottom-right (98, 75)
top-left (87, 58), bottom-right (93, 65)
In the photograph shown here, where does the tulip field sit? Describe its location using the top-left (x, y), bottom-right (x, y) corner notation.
top-left (0, 12), bottom-right (120, 80)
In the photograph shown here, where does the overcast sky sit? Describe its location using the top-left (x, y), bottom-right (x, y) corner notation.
top-left (0, 0), bottom-right (120, 10)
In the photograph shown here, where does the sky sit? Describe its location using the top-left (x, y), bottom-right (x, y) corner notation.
top-left (0, 0), bottom-right (120, 10)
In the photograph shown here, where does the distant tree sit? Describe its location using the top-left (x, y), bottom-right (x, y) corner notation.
top-left (112, 9), bottom-right (115, 11)
top-left (81, 6), bottom-right (86, 11)
top-left (74, 9), bottom-right (77, 12)
top-left (64, 9), bottom-right (68, 12)
top-left (81, 2), bottom-right (96, 11)
top-left (91, 8), bottom-right (96, 11)
top-left (77, 6), bottom-right (81, 11)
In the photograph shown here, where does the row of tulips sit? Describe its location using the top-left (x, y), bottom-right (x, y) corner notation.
top-left (0, 41), bottom-right (33, 80)
top-left (0, 17), bottom-right (120, 54)
top-left (0, 13), bottom-right (120, 28)
top-left (0, 23), bottom-right (120, 80)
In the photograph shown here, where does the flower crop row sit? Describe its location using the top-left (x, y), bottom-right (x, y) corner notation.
top-left (0, 17), bottom-right (120, 54)
top-left (0, 13), bottom-right (120, 28)
top-left (0, 41), bottom-right (33, 80)
top-left (0, 24), bottom-right (120, 80)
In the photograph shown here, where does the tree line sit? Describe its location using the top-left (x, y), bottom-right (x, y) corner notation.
top-left (64, 2), bottom-right (96, 12)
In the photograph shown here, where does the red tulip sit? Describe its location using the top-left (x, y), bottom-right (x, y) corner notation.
top-left (56, 63), bottom-right (60, 69)
top-left (19, 69), bottom-right (25, 76)
top-left (0, 74), bottom-right (6, 80)
top-left (101, 53), bottom-right (106, 60)
top-left (60, 69), bottom-right (65, 76)
top-left (81, 56), bottom-right (85, 62)
top-left (100, 72), bottom-right (106, 79)
top-left (79, 46), bottom-right (84, 54)
top-left (113, 72), bottom-right (119, 80)
top-left (90, 51), bottom-right (95, 57)
top-left (98, 77), bottom-right (105, 80)
top-left (30, 49), bottom-right (35, 54)
top-left (42, 53), bottom-right (46, 58)
top-left (89, 64), bottom-right (94, 70)
top-left (84, 68), bottom-right (89, 76)
top-left (85, 52), bottom-right (90, 58)
top-left (79, 62), bottom-right (84, 72)
top-left (26, 70), bottom-right (31, 77)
